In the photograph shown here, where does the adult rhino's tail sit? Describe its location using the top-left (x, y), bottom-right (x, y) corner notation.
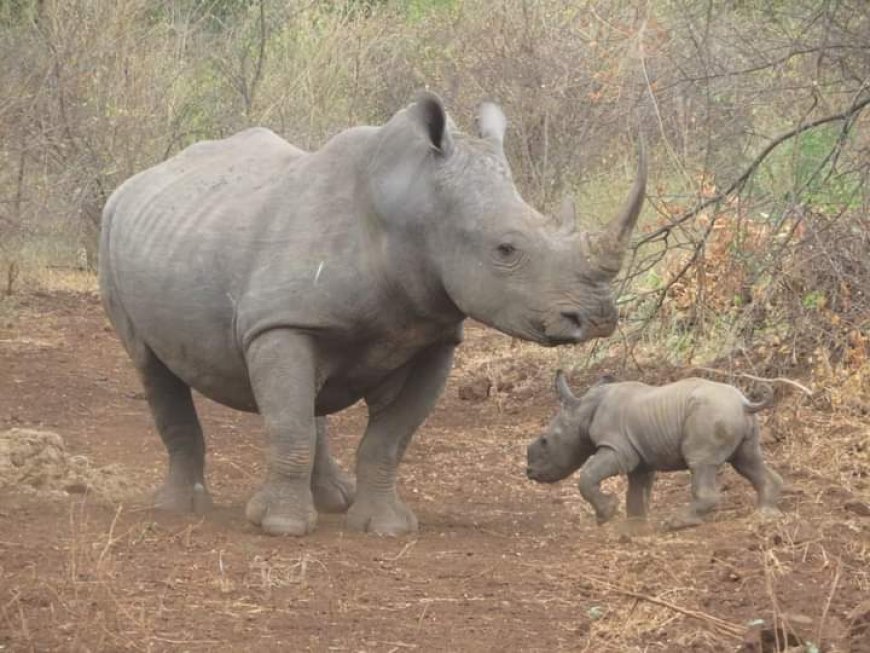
top-left (743, 383), bottom-right (774, 413)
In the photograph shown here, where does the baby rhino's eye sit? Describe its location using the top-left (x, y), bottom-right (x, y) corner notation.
top-left (540, 437), bottom-right (549, 448)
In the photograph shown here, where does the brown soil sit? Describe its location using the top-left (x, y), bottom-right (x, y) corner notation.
top-left (0, 291), bottom-right (867, 652)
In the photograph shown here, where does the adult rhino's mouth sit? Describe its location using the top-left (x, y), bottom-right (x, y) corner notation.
top-left (484, 316), bottom-right (587, 347)
top-left (538, 312), bottom-right (587, 346)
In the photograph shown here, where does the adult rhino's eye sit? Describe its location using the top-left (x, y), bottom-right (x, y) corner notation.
top-left (492, 234), bottom-right (526, 269)
top-left (540, 437), bottom-right (548, 448)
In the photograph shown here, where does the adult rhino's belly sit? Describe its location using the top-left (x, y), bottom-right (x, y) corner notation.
top-left (314, 329), bottom-right (450, 415)
top-left (117, 289), bottom-right (257, 411)
top-left (146, 328), bottom-right (259, 412)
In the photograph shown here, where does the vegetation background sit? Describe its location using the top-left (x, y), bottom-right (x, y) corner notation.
top-left (0, 0), bottom-right (867, 400)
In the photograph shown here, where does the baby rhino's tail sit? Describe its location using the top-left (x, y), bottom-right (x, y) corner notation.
top-left (743, 383), bottom-right (774, 413)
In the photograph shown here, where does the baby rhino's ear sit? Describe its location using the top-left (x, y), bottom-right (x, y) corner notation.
top-left (595, 374), bottom-right (616, 386)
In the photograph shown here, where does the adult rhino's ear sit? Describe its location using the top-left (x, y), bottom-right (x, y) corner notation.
top-left (411, 91), bottom-right (453, 156)
top-left (477, 102), bottom-right (506, 148)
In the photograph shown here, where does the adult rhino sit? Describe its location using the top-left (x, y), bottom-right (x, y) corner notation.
top-left (100, 92), bottom-right (646, 536)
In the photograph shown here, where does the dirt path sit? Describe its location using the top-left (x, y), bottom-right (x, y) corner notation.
top-left (1, 291), bottom-right (867, 652)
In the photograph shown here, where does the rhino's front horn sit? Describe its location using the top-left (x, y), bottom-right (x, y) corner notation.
top-left (555, 369), bottom-right (578, 405)
top-left (589, 139), bottom-right (648, 275)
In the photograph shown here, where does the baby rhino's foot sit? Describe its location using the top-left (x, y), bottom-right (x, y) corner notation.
top-left (663, 511), bottom-right (704, 532)
top-left (758, 506), bottom-right (783, 520)
top-left (594, 494), bottom-right (620, 525)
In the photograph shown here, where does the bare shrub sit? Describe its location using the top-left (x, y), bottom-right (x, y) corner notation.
top-left (0, 0), bottom-right (867, 403)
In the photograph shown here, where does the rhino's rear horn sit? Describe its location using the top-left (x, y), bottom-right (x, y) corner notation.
top-left (558, 195), bottom-right (577, 234)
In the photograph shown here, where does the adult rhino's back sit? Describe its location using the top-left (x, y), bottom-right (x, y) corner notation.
top-left (99, 128), bottom-right (307, 409)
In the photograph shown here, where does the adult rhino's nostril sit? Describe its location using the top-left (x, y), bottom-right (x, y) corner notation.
top-left (561, 311), bottom-right (583, 330)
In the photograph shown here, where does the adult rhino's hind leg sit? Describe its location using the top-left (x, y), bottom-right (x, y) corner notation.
top-left (139, 348), bottom-right (213, 514)
top-left (347, 342), bottom-right (455, 536)
top-left (311, 417), bottom-right (356, 513)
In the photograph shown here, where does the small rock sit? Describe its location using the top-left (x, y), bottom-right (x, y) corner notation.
top-left (587, 606), bottom-right (604, 620)
top-left (845, 499), bottom-right (870, 517)
top-left (64, 482), bottom-right (89, 494)
top-left (746, 618), bottom-right (766, 628)
top-left (458, 378), bottom-right (492, 402)
top-left (740, 622), bottom-right (803, 653)
top-left (782, 613), bottom-right (813, 627)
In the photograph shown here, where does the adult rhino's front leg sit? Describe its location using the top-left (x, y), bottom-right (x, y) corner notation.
top-left (347, 342), bottom-right (455, 536)
top-left (244, 330), bottom-right (319, 536)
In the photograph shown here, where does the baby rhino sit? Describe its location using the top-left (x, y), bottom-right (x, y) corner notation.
top-left (526, 372), bottom-right (783, 530)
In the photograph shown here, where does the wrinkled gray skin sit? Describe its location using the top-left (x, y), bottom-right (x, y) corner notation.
top-left (527, 372), bottom-right (783, 530)
top-left (100, 91), bottom-right (647, 536)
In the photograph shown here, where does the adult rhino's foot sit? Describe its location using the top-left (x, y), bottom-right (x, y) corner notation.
top-left (154, 480), bottom-right (213, 514)
top-left (312, 469), bottom-right (356, 514)
top-left (346, 492), bottom-right (417, 536)
top-left (245, 482), bottom-right (316, 536)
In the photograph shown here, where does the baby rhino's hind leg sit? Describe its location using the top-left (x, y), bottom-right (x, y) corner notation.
top-left (626, 469), bottom-right (655, 520)
top-left (730, 434), bottom-right (782, 517)
top-left (664, 464), bottom-right (720, 531)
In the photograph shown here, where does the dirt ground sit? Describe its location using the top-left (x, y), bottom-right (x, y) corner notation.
top-left (0, 290), bottom-right (868, 652)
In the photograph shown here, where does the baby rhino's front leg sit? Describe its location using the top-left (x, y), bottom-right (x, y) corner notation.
top-left (578, 449), bottom-right (623, 524)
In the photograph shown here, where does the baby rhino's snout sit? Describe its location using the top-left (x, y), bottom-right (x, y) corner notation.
top-left (526, 435), bottom-right (555, 483)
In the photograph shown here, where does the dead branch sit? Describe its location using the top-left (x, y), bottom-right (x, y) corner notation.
top-left (636, 93), bottom-right (870, 248)
top-left (686, 367), bottom-right (814, 396)
top-left (583, 575), bottom-right (745, 640)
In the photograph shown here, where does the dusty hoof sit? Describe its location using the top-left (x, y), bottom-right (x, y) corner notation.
top-left (346, 495), bottom-right (418, 536)
top-left (154, 481), bottom-right (213, 514)
top-left (245, 486), bottom-right (316, 536)
top-left (312, 471), bottom-right (356, 514)
top-left (759, 506), bottom-right (783, 520)
top-left (620, 517), bottom-right (650, 536)
top-left (595, 494), bottom-right (620, 525)
top-left (663, 513), bottom-right (703, 532)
